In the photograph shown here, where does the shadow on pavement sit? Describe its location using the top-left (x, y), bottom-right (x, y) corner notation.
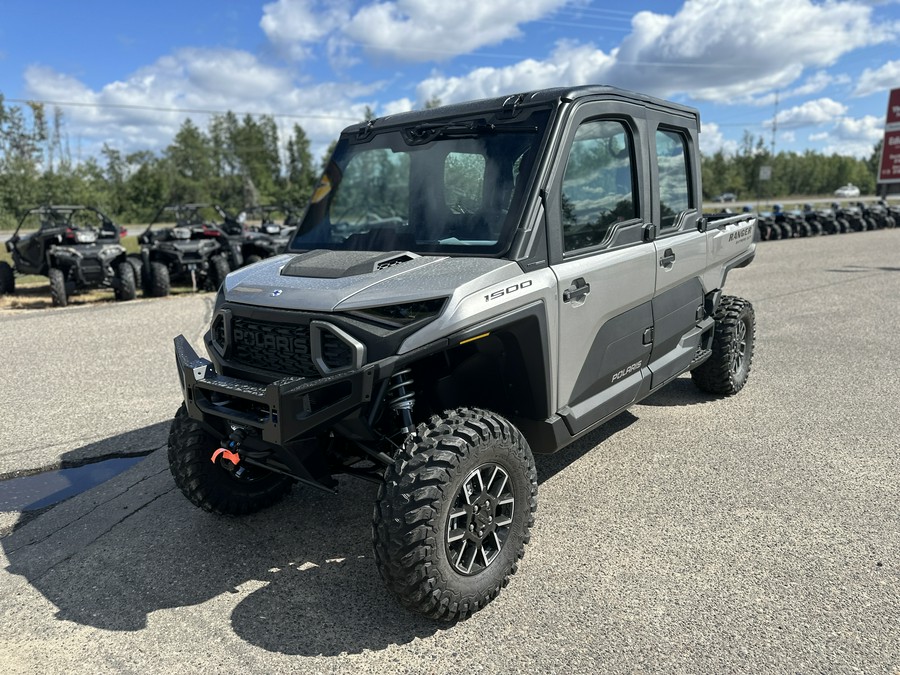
top-left (636, 375), bottom-right (716, 408)
top-left (3, 402), bottom-right (673, 656)
top-left (2, 427), bottom-right (443, 656)
top-left (534, 411), bottom-right (638, 483)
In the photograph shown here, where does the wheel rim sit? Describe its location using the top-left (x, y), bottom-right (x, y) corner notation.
top-left (730, 318), bottom-right (748, 375)
top-left (446, 463), bottom-right (515, 576)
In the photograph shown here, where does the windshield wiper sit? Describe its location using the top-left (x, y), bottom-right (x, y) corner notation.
top-left (403, 120), bottom-right (538, 145)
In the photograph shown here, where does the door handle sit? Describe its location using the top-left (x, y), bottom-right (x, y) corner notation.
top-left (563, 278), bottom-right (591, 303)
top-left (659, 248), bottom-right (676, 267)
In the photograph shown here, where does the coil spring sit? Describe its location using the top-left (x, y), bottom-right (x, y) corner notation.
top-left (387, 368), bottom-right (415, 412)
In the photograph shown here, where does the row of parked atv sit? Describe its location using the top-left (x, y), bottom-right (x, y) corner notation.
top-left (756, 200), bottom-right (898, 241)
top-left (0, 204), bottom-right (298, 307)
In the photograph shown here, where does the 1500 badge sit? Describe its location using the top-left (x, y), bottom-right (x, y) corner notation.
top-left (484, 279), bottom-right (533, 302)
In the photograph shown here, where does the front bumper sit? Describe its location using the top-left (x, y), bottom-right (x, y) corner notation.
top-left (175, 334), bottom-right (377, 446)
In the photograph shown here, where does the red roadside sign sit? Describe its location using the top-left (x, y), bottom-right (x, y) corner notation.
top-left (878, 88), bottom-right (900, 184)
top-left (887, 88), bottom-right (900, 127)
top-left (879, 128), bottom-right (900, 183)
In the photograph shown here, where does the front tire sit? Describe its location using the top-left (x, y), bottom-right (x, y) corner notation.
top-left (373, 408), bottom-right (538, 621)
top-left (147, 261), bottom-right (171, 297)
top-left (48, 267), bottom-right (67, 307)
top-left (115, 261), bottom-right (137, 301)
top-left (0, 260), bottom-right (14, 295)
top-left (167, 404), bottom-right (293, 515)
top-left (126, 255), bottom-right (143, 293)
top-left (692, 296), bottom-right (755, 396)
top-left (206, 254), bottom-right (230, 291)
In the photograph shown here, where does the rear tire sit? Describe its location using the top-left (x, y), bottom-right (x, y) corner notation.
top-left (48, 267), bottom-right (67, 307)
top-left (244, 254), bottom-right (263, 266)
top-left (373, 408), bottom-right (538, 621)
top-left (126, 255), bottom-right (143, 293)
top-left (0, 260), bottom-right (14, 295)
top-left (207, 254), bottom-right (230, 291)
top-left (691, 296), bottom-right (755, 396)
top-left (167, 404), bottom-right (293, 516)
top-left (115, 261), bottom-right (137, 301)
top-left (148, 261), bottom-right (171, 297)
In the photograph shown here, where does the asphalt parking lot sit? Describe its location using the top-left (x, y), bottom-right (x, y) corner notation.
top-left (1, 231), bottom-right (899, 673)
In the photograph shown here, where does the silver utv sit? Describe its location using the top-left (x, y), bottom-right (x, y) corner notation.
top-left (169, 85), bottom-right (756, 621)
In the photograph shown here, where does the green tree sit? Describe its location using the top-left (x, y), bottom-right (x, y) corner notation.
top-left (284, 123), bottom-right (317, 206)
top-left (165, 118), bottom-right (213, 203)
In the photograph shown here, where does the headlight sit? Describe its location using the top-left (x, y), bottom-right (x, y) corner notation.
top-left (99, 245), bottom-right (125, 262)
top-left (351, 298), bottom-right (446, 328)
top-left (199, 240), bottom-right (219, 253)
top-left (74, 230), bottom-right (97, 243)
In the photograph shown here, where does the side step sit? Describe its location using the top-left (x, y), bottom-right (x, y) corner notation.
top-left (690, 347), bottom-right (712, 368)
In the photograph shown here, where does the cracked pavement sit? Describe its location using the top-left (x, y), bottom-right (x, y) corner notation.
top-left (1, 233), bottom-right (900, 673)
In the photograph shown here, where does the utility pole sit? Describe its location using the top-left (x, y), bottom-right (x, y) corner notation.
top-left (771, 91), bottom-right (778, 157)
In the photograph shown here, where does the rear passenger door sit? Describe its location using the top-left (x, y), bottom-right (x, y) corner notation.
top-left (547, 103), bottom-right (656, 436)
top-left (647, 123), bottom-right (707, 389)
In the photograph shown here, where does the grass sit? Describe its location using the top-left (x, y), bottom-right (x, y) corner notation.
top-left (0, 235), bottom-right (205, 312)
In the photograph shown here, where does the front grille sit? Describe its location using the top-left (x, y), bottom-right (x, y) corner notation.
top-left (231, 317), bottom-right (319, 378)
top-left (81, 259), bottom-right (104, 283)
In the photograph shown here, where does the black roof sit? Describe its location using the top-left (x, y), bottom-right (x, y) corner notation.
top-left (342, 85), bottom-right (699, 136)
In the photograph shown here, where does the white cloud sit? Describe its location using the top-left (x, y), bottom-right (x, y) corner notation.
top-left (771, 98), bottom-right (848, 129)
top-left (417, 41), bottom-right (615, 105)
top-left (342, 0), bottom-right (571, 62)
top-left (259, 0), bottom-right (572, 63)
top-left (699, 121), bottom-right (739, 156)
top-left (809, 115), bottom-right (883, 157)
top-left (833, 114), bottom-right (884, 141)
top-left (414, 0), bottom-right (897, 107)
top-left (260, 0), bottom-right (351, 59)
top-left (23, 50), bottom-right (371, 160)
top-left (854, 60), bottom-right (900, 97)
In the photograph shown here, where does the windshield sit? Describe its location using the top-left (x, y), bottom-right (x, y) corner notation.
top-left (288, 108), bottom-right (551, 256)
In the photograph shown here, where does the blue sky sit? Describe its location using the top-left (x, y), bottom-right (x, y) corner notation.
top-left (1, 0), bottom-right (898, 163)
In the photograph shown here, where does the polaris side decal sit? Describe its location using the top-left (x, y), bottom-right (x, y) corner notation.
top-left (611, 360), bottom-right (643, 383)
top-left (484, 279), bottom-right (533, 302)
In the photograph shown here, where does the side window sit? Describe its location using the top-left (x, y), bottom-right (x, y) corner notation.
top-left (561, 120), bottom-right (636, 253)
top-left (444, 151), bottom-right (485, 213)
top-left (656, 129), bottom-right (692, 230)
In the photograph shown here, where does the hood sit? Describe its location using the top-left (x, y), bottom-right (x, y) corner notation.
top-left (223, 251), bottom-right (520, 312)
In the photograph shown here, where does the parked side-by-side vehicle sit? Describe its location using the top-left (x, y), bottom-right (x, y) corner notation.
top-left (166, 85), bottom-right (758, 620)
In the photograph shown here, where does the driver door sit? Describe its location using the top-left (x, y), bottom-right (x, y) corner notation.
top-left (547, 104), bottom-right (656, 436)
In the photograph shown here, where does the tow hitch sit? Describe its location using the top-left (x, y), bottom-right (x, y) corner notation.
top-left (211, 427), bottom-right (248, 475)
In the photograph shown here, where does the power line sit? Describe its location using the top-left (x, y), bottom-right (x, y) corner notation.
top-left (5, 97), bottom-right (362, 122)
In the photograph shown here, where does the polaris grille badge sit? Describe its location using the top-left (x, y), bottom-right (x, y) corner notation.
top-left (271, 289), bottom-right (283, 297)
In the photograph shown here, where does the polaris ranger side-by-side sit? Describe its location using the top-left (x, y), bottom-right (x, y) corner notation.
top-left (168, 86), bottom-right (757, 620)
top-left (1, 205), bottom-right (135, 307)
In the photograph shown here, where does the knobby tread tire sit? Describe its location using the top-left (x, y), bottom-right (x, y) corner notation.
top-left (691, 295), bottom-right (755, 396)
top-left (48, 267), bottom-right (67, 307)
top-left (126, 255), bottom-right (143, 294)
top-left (167, 405), bottom-right (293, 516)
top-left (115, 261), bottom-right (137, 301)
top-left (373, 407), bottom-right (538, 621)
top-left (148, 261), bottom-right (171, 297)
top-left (207, 255), bottom-right (230, 291)
top-left (0, 260), bottom-right (14, 295)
